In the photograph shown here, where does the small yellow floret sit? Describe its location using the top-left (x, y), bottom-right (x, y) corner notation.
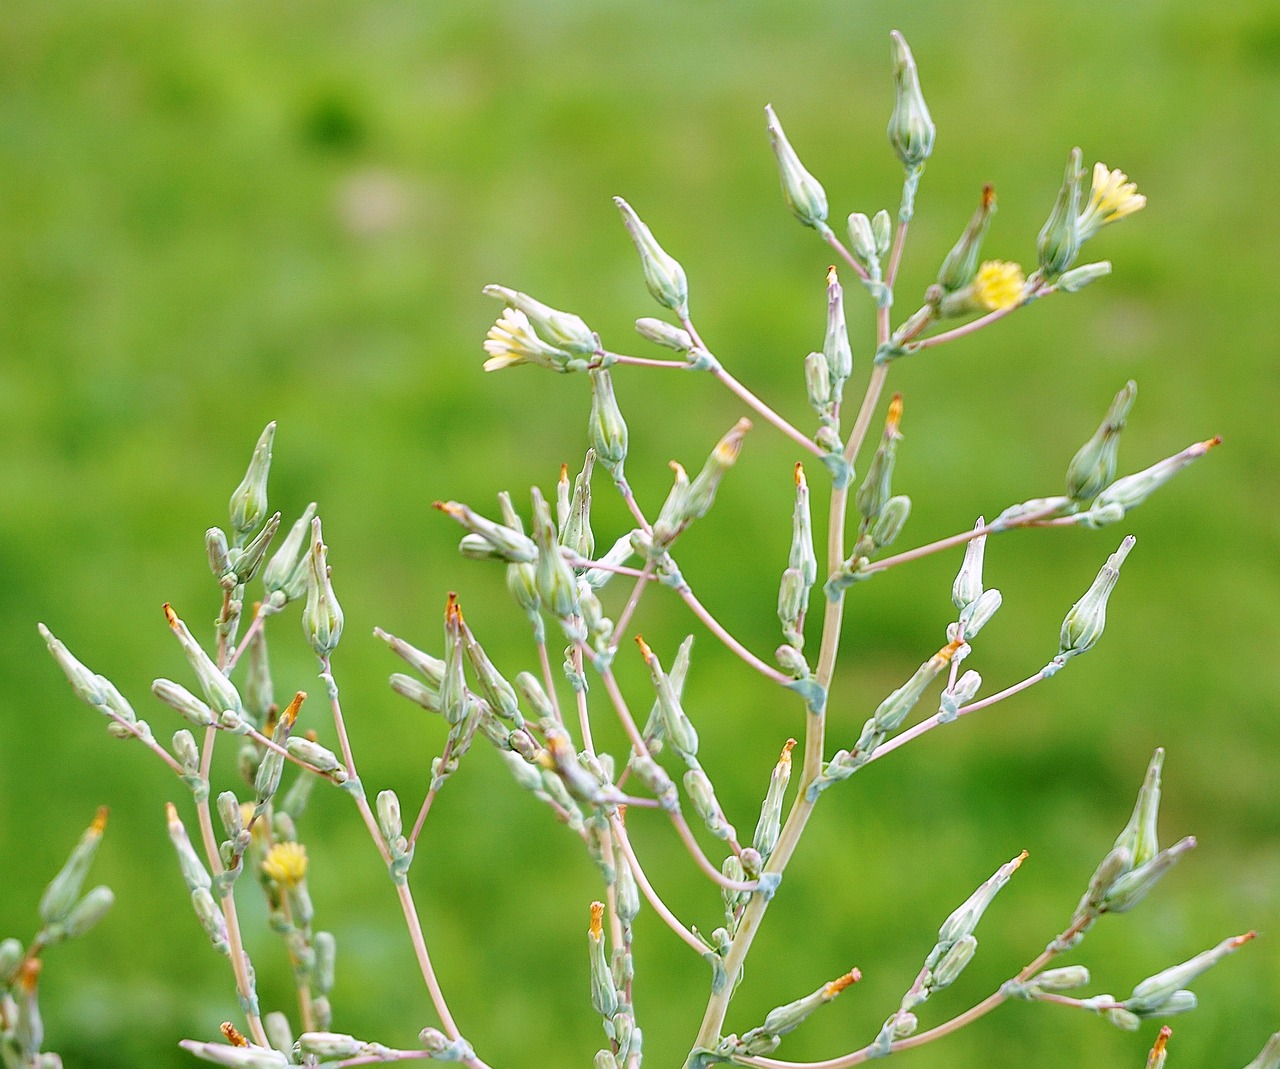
top-left (261, 841), bottom-right (308, 887)
top-left (1089, 163), bottom-right (1146, 222)
top-left (973, 261), bottom-right (1025, 312)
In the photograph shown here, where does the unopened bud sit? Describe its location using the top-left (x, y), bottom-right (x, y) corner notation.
top-left (873, 638), bottom-right (963, 733)
top-left (887, 32), bottom-right (935, 169)
top-left (1057, 260), bottom-right (1112, 293)
top-left (846, 213), bottom-right (878, 269)
top-left (615, 197), bottom-right (689, 315)
top-left (228, 422), bottom-right (275, 539)
top-left (589, 369), bottom-right (629, 479)
top-left (1093, 437), bottom-right (1220, 517)
top-left (871, 494), bottom-right (911, 548)
top-left (1059, 536), bottom-right (1134, 659)
top-left (39, 807), bottom-right (109, 925)
top-left (824, 267), bottom-right (853, 392)
top-left (765, 104), bottom-right (829, 230)
top-left (937, 185), bottom-right (996, 293)
top-left (1037, 148), bottom-right (1083, 278)
top-left (635, 317), bottom-right (693, 352)
top-left (1067, 380), bottom-right (1137, 502)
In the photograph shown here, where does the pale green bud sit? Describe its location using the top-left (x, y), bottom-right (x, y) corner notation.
top-left (482, 284), bottom-right (596, 355)
top-left (435, 499), bottom-right (537, 562)
top-left (635, 317), bottom-right (693, 352)
top-left (749, 970), bottom-right (861, 1043)
top-left (179, 1041), bottom-right (289, 1068)
top-left (298, 1033), bottom-right (364, 1057)
top-left (683, 768), bottom-right (735, 841)
top-left (584, 532), bottom-right (636, 590)
top-left (1033, 966), bottom-right (1091, 992)
top-left (652, 461), bottom-right (691, 547)
top-left (1135, 990), bottom-right (1197, 1019)
top-left (615, 197), bottom-right (689, 315)
top-left (1101, 835), bottom-right (1196, 914)
top-left (229, 422), bottom-right (275, 539)
top-left (389, 672), bottom-right (441, 714)
top-left (151, 679), bottom-right (216, 728)
top-left (637, 637), bottom-right (698, 758)
top-left (1074, 844), bottom-right (1132, 922)
top-left (38, 624), bottom-right (107, 707)
top-left (1125, 932), bottom-right (1255, 1014)
top-left (777, 568), bottom-right (806, 647)
top-left (935, 851), bottom-right (1026, 952)
top-left (873, 637), bottom-right (964, 733)
top-left (991, 495), bottom-right (1072, 530)
top-left (373, 627), bottom-right (445, 685)
top-left (929, 933), bottom-right (977, 990)
top-left (1067, 380), bottom-right (1137, 502)
top-left (856, 394), bottom-right (903, 522)
top-left (1037, 148), bottom-right (1083, 278)
top-left (1113, 748), bottom-right (1164, 869)
top-left (1057, 260), bottom-right (1112, 292)
top-left (39, 807), bottom-right (108, 925)
top-left (612, 837), bottom-right (640, 927)
top-left (958, 587), bottom-right (1001, 638)
top-left (872, 210), bottom-right (892, 255)
top-left (937, 669), bottom-right (981, 723)
top-left (216, 791), bottom-right (243, 842)
top-left (166, 802), bottom-right (211, 892)
top-left (531, 486), bottom-right (579, 618)
top-left (163, 604), bottom-right (243, 716)
top-left (263, 1012), bottom-right (293, 1057)
top-left (804, 351), bottom-right (832, 414)
top-left (206, 527), bottom-right (231, 580)
top-left (226, 513), bottom-right (280, 585)
top-left (846, 212), bottom-right (878, 269)
top-left (286, 737), bottom-right (344, 778)
top-left (1059, 535), bottom-right (1135, 660)
top-left (594, 1052), bottom-right (617, 1069)
top-left (60, 885), bottom-right (112, 939)
top-left (301, 518), bottom-right (343, 658)
top-left (937, 185), bottom-right (996, 293)
top-left (589, 369), bottom-right (629, 480)
top-left (587, 902), bottom-right (619, 1018)
top-left (187, 886), bottom-right (228, 954)
top-left (313, 930), bottom-right (336, 995)
top-left (753, 739), bottom-right (795, 860)
top-left (1100, 1005), bottom-right (1142, 1031)
top-left (1093, 437), bottom-right (1221, 516)
top-left (824, 267), bottom-right (853, 392)
top-left (790, 464), bottom-right (817, 585)
top-left (173, 730), bottom-right (200, 774)
top-left (263, 502), bottom-right (317, 598)
top-left (887, 32), bottom-right (935, 169)
top-left (515, 672), bottom-right (555, 721)
top-left (871, 494), bottom-right (911, 548)
top-left (765, 104), bottom-right (829, 230)
top-left (686, 418), bottom-right (751, 521)
top-left (630, 754), bottom-right (678, 810)
top-left (560, 452), bottom-right (596, 561)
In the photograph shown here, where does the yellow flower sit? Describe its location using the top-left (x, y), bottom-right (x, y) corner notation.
top-left (261, 841), bottom-right (308, 887)
top-left (972, 261), bottom-right (1025, 311)
top-left (1078, 163), bottom-right (1146, 239)
top-left (482, 307), bottom-right (571, 372)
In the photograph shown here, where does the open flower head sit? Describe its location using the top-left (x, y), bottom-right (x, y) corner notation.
top-left (1078, 163), bottom-right (1146, 240)
top-left (261, 841), bottom-right (308, 887)
top-left (483, 308), bottom-right (575, 373)
top-left (973, 260), bottom-right (1025, 311)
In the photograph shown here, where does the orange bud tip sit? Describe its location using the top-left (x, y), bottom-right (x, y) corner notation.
top-left (91, 806), bottom-right (109, 835)
top-left (981, 184), bottom-right (996, 210)
top-left (1011, 849), bottom-right (1029, 869)
top-left (165, 801), bottom-right (179, 823)
top-left (886, 394), bottom-right (904, 433)
top-left (1153, 1026), bottom-right (1172, 1055)
top-left (18, 958), bottom-right (41, 992)
top-left (220, 1022), bottom-right (248, 1047)
top-left (1232, 931), bottom-right (1259, 947)
top-left (826, 265), bottom-right (838, 287)
top-left (793, 462), bottom-right (806, 489)
top-left (634, 635), bottom-right (653, 661)
top-left (305, 729), bottom-right (318, 743)
top-left (589, 901), bottom-right (605, 940)
top-left (559, 464), bottom-right (569, 481)
top-left (281, 691), bottom-right (306, 727)
top-left (163, 603), bottom-right (179, 628)
top-left (781, 738), bottom-right (797, 760)
top-left (939, 637), bottom-right (965, 661)
top-left (1204, 435), bottom-right (1223, 449)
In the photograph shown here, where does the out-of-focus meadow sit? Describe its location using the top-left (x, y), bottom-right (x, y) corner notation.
top-left (1, 1), bottom-right (1277, 1066)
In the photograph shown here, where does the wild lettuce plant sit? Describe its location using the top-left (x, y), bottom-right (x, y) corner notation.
top-left (16, 27), bottom-right (1276, 1069)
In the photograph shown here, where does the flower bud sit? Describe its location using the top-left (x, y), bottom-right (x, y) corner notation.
top-left (935, 851), bottom-right (1026, 952)
top-left (228, 422), bottom-right (275, 539)
top-left (846, 212), bottom-right (878, 269)
top-left (937, 185), bottom-right (996, 293)
top-left (937, 669), bottom-right (981, 723)
top-left (226, 513), bottom-right (280, 585)
top-left (1101, 835), bottom-right (1196, 914)
top-left (588, 902), bottom-right (619, 1018)
top-left (887, 31), bottom-right (935, 169)
top-left (765, 104), bottom-right (829, 230)
top-left (856, 395), bottom-right (903, 523)
top-left (38, 624), bottom-right (108, 707)
top-left (872, 638), bottom-right (964, 734)
top-left (749, 969), bottom-right (860, 1043)
top-left (872, 210), bottom-right (892, 255)
top-left (1058, 536), bottom-right (1134, 660)
top-left (1033, 965), bottom-right (1091, 992)
top-left (824, 267), bottom-right (853, 394)
top-left (39, 807), bottom-right (108, 925)
top-left (685, 419), bottom-right (751, 521)
top-left (684, 768), bottom-right (735, 841)
top-left (1067, 380), bottom-right (1137, 502)
top-left (207, 527), bottom-right (231, 580)
top-left (871, 494), bottom-right (911, 549)
top-left (302, 518), bottom-right (343, 657)
top-left (614, 197), bottom-right (689, 315)
top-left (152, 679), bottom-right (216, 728)
top-left (263, 502), bottom-right (317, 599)
top-left (753, 739), bottom-right (795, 860)
top-left (530, 487), bottom-right (579, 618)
top-left (1037, 148), bottom-right (1083, 278)
top-left (588, 369), bottom-right (629, 480)
top-left (635, 317), bottom-right (693, 352)
top-left (164, 604), bottom-right (243, 716)
top-left (62, 885), bottom-right (114, 939)
top-left (166, 802), bottom-right (211, 892)
top-left (958, 587), bottom-right (1001, 638)
top-left (1113, 748), bottom-right (1163, 869)
top-left (929, 933), bottom-right (977, 990)
top-left (804, 351), bottom-right (832, 415)
top-left (1092, 437), bottom-right (1221, 517)
top-left (637, 637), bottom-right (698, 759)
top-left (1057, 260), bottom-right (1112, 292)
top-left (560, 452), bottom-right (596, 561)
top-left (1245, 1032), bottom-right (1280, 1069)
top-left (1125, 932), bottom-right (1255, 1014)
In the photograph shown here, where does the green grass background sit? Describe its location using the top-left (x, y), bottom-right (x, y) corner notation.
top-left (1, 1), bottom-right (1277, 1066)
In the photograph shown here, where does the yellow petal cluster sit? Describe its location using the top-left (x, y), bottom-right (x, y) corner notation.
top-left (973, 261), bottom-right (1026, 312)
top-left (261, 841), bottom-right (308, 887)
top-left (1079, 163), bottom-right (1146, 238)
top-left (482, 307), bottom-right (568, 372)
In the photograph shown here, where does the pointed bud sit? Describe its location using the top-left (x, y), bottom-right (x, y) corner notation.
top-left (531, 487), bottom-right (579, 618)
top-left (62, 885), bottom-right (114, 939)
top-left (1037, 148), bottom-right (1083, 278)
top-left (39, 624), bottom-right (107, 707)
top-left (588, 901), bottom-right (619, 1018)
top-left (39, 808), bottom-right (108, 925)
top-left (588, 369), bottom-right (629, 479)
top-left (637, 637), bottom-right (699, 759)
top-left (166, 802), bottom-right (211, 892)
top-left (1057, 260), bottom-right (1112, 292)
top-left (958, 588), bottom-right (1001, 638)
top-left (686, 419), bottom-right (751, 521)
top-left (753, 739), bottom-right (795, 860)
top-left (871, 494), bottom-right (912, 549)
top-left (846, 213), bottom-right (878, 270)
top-left (887, 32), bottom-right (935, 169)
top-left (684, 768), bottom-right (735, 841)
top-left (560, 451), bottom-right (596, 561)
top-left (226, 513), bottom-right (281, 585)
top-left (229, 422), bottom-right (275, 539)
top-left (1092, 437), bottom-right (1220, 517)
top-left (804, 351), bottom-right (832, 415)
top-left (1059, 536), bottom-right (1134, 660)
top-left (790, 464), bottom-right (817, 587)
top-left (873, 638), bottom-right (964, 734)
top-left (1113, 748), bottom-right (1164, 869)
top-left (263, 502), bottom-right (317, 600)
top-left (163, 604), bottom-right (243, 716)
top-left (1067, 381), bottom-right (1137, 502)
top-left (935, 851), bottom-right (1027, 951)
top-left (302, 518), bottom-right (343, 657)
top-left (750, 969), bottom-right (861, 1043)
top-left (929, 933), bottom-right (978, 990)
top-left (1244, 1032), bottom-right (1280, 1069)
top-left (435, 500), bottom-right (537, 563)
top-left (824, 267), bottom-right (853, 393)
top-left (1101, 835), bottom-right (1196, 914)
top-left (1125, 932), bottom-right (1256, 1014)
top-left (615, 197), bottom-right (689, 315)
top-left (635, 317), bottom-right (694, 352)
top-left (856, 395), bottom-right (903, 522)
top-left (765, 104), bottom-right (829, 230)
top-left (938, 185), bottom-right (996, 293)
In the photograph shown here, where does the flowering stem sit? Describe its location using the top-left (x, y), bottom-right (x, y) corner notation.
top-left (608, 352), bottom-right (693, 370)
top-left (859, 505), bottom-right (1064, 575)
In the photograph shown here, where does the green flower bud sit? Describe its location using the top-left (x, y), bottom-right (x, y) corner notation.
top-left (846, 212), bottom-right (879, 270)
top-left (1037, 148), bottom-right (1083, 278)
top-left (587, 902), bottom-right (619, 1018)
top-left (937, 185), bottom-right (996, 292)
top-left (937, 669), bottom-right (981, 723)
top-left (298, 1033), bottom-right (365, 1058)
top-left (753, 739), bottom-right (795, 860)
top-left (887, 31), bottom-right (935, 169)
top-left (1244, 1031), bottom-right (1280, 1069)
top-left (1057, 260), bottom-right (1112, 292)
top-left (615, 197), bottom-right (689, 315)
top-left (531, 487), bottom-right (579, 619)
top-left (1125, 932), bottom-right (1255, 1014)
top-left (179, 1041), bottom-right (289, 1068)
top-left (286, 737), bottom-right (344, 778)
top-left (1112, 748), bottom-right (1163, 868)
top-left (856, 395), bottom-right (903, 522)
top-left (824, 267), bottom-right (853, 393)
top-left (873, 637), bottom-right (963, 734)
top-left (226, 512), bottom-right (280, 585)
top-left (165, 802), bottom-right (211, 892)
top-left (228, 422), bottom-right (275, 539)
top-left (0, 938), bottom-right (23, 986)
top-left (683, 768), bottom-right (735, 841)
top-left (1058, 535), bottom-right (1134, 660)
top-left (301, 518), bottom-right (343, 658)
top-left (935, 851), bottom-right (1026, 953)
top-left (871, 494), bottom-right (912, 548)
top-left (1101, 835), bottom-right (1196, 914)
top-left (872, 209), bottom-right (893, 255)
top-left (313, 931), bottom-right (336, 995)
top-left (151, 679), bottom-right (216, 728)
top-left (765, 104), bottom-right (829, 230)
top-left (62, 885), bottom-right (113, 939)
top-left (635, 317), bottom-right (694, 352)
top-left (637, 637), bottom-right (698, 759)
top-left (482, 284), bottom-right (597, 356)
top-left (804, 351), bottom-right (832, 415)
top-left (560, 452), bottom-right (596, 561)
top-left (929, 933), bottom-right (977, 990)
top-left (958, 587), bottom-right (1001, 638)
top-left (1093, 437), bottom-right (1221, 517)
top-left (163, 603), bottom-right (243, 716)
top-left (588, 369), bottom-right (629, 480)
top-left (685, 419), bottom-right (751, 522)
top-left (749, 970), bottom-right (860, 1043)
top-left (1033, 965), bottom-right (1091, 992)
top-left (1067, 380), bottom-right (1137, 502)
top-left (206, 527), bottom-right (231, 580)
top-left (38, 624), bottom-right (107, 707)
top-left (39, 807), bottom-right (108, 925)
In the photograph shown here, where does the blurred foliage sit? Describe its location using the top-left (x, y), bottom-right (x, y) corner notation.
top-left (0, 1), bottom-right (1277, 1067)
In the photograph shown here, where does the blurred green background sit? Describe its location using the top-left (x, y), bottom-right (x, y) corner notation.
top-left (1, 1), bottom-right (1277, 1066)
